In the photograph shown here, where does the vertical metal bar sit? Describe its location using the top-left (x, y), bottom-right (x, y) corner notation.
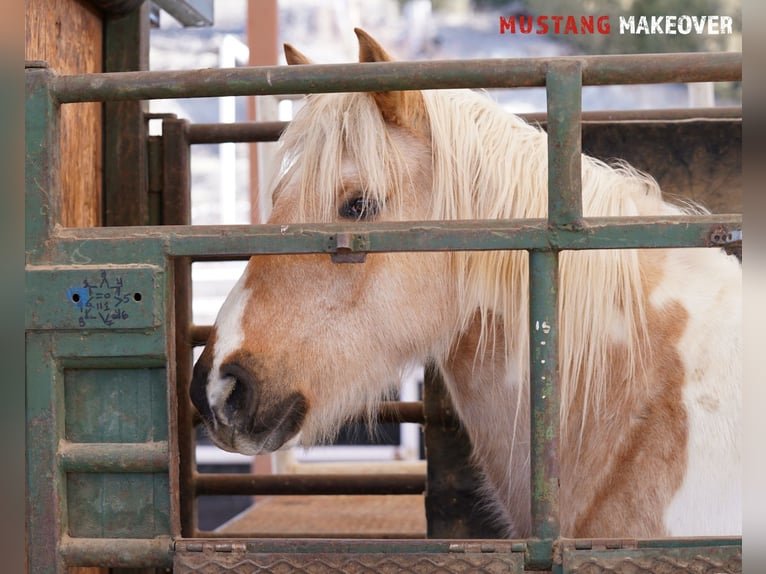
top-left (529, 249), bottom-right (560, 542)
top-left (26, 64), bottom-right (65, 573)
top-left (25, 63), bottom-right (61, 263)
top-left (546, 60), bottom-right (583, 227)
top-left (103, 2), bottom-right (150, 226)
top-left (160, 117), bottom-right (197, 537)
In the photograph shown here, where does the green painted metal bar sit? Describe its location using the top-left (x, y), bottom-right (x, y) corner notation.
top-left (546, 61), bottom-right (583, 226)
top-left (26, 334), bottom-right (66, 574)
top-left (59, 535), bottom-right (173, 568)
top-left (58, 440), bottom-right (169, 472)
top-left (51, 52), bottom-right (741, 103)
top-left (49, 215), bottom-right (741, 261)
top-left (528, 250), bottom-right (561, 546)
top-left (25, 63), bottom-right (60, 263)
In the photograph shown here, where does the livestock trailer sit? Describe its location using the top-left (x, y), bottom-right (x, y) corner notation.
top-left (26, 30), bottom-right (742, 574)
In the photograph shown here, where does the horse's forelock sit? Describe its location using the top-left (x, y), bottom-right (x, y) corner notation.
top-left (271, 92), bottom-right (418, 223)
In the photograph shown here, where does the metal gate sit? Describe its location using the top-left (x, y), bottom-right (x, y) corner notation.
top-left (26, 52), bottom-right (742, 572)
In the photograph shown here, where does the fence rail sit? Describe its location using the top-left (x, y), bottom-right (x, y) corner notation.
top-left (49, 51), bottom-right (741, 103)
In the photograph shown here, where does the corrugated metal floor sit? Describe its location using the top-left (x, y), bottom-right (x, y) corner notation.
top-left (218, 494), bottom-right (427, 538)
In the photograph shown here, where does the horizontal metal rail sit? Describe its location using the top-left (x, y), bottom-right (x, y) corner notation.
top-left (58, 440), bottom-right (169, 472)
top-left (60, 536), bottom-right (174, 568)
top-left (194, 529), bottom-right (427, 540)
top-left (51, 52), bottom-right (741, 103)
top-left (195, 473), bottom-right (426, 496)
top-left (52, 215), bottom-right (742, 260)
top-left (188, 120), bottom-right (287, 144)
top-left (185, 106), bottom-right (741, 144)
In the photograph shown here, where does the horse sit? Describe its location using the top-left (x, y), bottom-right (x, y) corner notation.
top-left (190, 29), bottom-right (741, 539)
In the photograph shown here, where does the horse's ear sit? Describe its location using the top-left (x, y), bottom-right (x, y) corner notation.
top-left (284, 43), bottom-right (313, 65)
top-left (354, 28), bottom-right (428, 133)
top-left (355, 27), bottom-right (394, 63)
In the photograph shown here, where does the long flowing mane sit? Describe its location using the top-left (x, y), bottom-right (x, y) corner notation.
top-left (270, 87), bottom-right (703, 443)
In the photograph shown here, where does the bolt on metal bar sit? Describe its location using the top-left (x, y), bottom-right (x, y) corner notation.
top-left (546, 61), bottom-right (583, 226)
top-left (51, 52), bottom-right (741, 103)
top-left (528, 250), bottom-right (561, 542)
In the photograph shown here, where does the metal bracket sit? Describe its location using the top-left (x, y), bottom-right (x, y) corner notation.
top-left (709, 225), bottom-right (742, 259)
top-left (330, 232), bottom-right (369, 263)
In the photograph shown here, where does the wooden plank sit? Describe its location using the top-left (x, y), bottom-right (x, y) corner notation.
top-left (25, 0), bottom-right (103, 228)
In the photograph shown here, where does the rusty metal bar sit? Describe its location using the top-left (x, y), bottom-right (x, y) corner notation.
top-left (59, 535), bottom-right (173, 568)
top-left (195, 473), bottom-right (426, 496)
top-left (160, 115), bottom-right (197, 538)
top-left (188, 120), bottom-right (287, 143)
top-left (182, 107), bottom-right (741, 145)
top-left (190, 324), bottom-right (211, 346)
top-left (195, 529), bottom-right (426, 540)
top-left (52, 52), bottom-right (741, 103)
top-left (58, 440), bottom-right (169, 472)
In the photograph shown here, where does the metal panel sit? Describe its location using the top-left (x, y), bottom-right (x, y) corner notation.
top-left (562, 541), bottom-right (742, 573)
top-left (64, 367), bottom-right (167, 442)
top-left (26, 265), bottom-right (161, 330)
top-left (174, 540), bottom-right (525, 573)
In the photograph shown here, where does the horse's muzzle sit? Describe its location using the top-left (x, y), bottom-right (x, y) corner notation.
top-left (190, 351), bottom-right (308, 454)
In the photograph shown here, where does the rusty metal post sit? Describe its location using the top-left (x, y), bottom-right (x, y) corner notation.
top-left (158, 116), bottom-right (195, 538)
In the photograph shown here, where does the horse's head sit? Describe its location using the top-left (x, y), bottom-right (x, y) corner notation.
top-left (190, 29), bottom-right (457, 454)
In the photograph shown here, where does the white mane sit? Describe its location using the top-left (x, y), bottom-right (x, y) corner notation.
top-left (272, 87), bottom-right (705, 443)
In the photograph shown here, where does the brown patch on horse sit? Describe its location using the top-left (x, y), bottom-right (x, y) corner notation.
top-left (562, 251), bottom-right (690, 537)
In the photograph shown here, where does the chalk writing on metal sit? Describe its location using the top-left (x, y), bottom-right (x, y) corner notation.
top-left (66, 270), bottom-right (142, 328)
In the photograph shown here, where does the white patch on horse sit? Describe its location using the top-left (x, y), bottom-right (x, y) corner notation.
top-left (206, 272), bottom-right (251, 426)
top-left (652, 248), bottom-right (742, 536)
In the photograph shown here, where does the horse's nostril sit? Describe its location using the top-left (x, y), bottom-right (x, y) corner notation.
top-left (219, 359), bottom-right (259, 422)
top-left (223, 378), bottom-right (250, 421)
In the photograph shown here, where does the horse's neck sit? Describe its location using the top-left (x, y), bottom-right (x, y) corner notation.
top-left (439, 312), bottom-right (531, 537)
top-left (441, 249), bottom-right (742, 538)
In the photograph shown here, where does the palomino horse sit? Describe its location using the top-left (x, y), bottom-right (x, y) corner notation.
top-left (191, 29), bottom-right (741, 539)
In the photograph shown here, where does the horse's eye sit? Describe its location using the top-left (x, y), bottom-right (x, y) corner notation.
top-left (339, 196), bottom-right (379, 220)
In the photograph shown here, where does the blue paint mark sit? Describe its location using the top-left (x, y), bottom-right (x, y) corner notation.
top-left (66, 286), bottom-right (89, 311)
